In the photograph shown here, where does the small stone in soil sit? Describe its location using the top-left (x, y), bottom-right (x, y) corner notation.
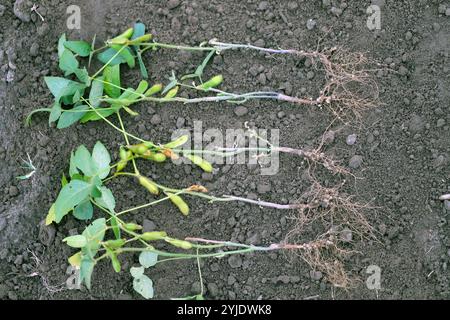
top-left (257, 182), bottom-right (271, 194)
top-left (150, 114), bottom-right (161, 125)
top-left (142, 219), bottom-right (156, 232)
top-left (346, 134), bottom-right (357, 145)
top-left (436, 119), bottom-right (445, 127)
top-left (228, 255), bottom-right (243, 268)
top-left (167, 0), bottom-right (180, 10)
top-left (14, 0), bottom-right (31, 22)
top-left (349, 155), bottom-right (363, 169)
top-left (176, 117), bottom-right (185, 128)
top-left (234, 106), bottom-right (248, 117)
top-left (306, 19), bottom-right (317, 30)
top-left (310, 270), bottom-right (323, 280)
top-left (340, 228), bottom-right (353, 242)
top-left (9, 186), bottom-right (19, 197)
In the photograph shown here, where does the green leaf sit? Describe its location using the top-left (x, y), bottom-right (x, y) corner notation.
top-left (133, 274), bottom-right (154, 299)
top-left (130, 266), bottom-right (145, 278)
top-left (80, 255), bottom-right (95, 289)
top-left (92, 176), bottom-right (103, 187)
top-left (59, 50), bottom-right (79, 75)
top-left (44, 77), bottom-right (86, 101)
top-left (95, 186), bottom-right (115, 212)
top-left (64, 41), bottom-right (92, 57)
top-left (137, 52), bottom-right (148, 79)
top-left (139, 252), bottom-right (158, 268)
top-left (72, 90), bottom-right (82, 104)
top-left (91, 186), bottom-right (102, 198)
top-left (49, 101), bottom-right (62, 124)
top-left (54, 180), bottom-right (93, 223)
top-left (194, 49), bottom-right (215, 79)
top-left (89, 77), bottom-right (104, 108)
top-left (57, 105), bottom-right (89, 129)
top-left (58, 34), bottom-right (67, 58)
top-left (63, 235), bottom-right (87, 248)
top-left (74, 68), bottom-right (91, 86)
top-left (132, 23), bottom-right (148, 79)
top-left (80, 86), bottom-right (133, 123)
top-left (94, 185), bottom-right (119, 238)
top-left (73, 145), bottom-right (97, 177)
top-left (132, 23), bottom-right (146, 41)
top-left (162, 72), bottom-right (178, 94)
top-left (82, 218), bottom-right (106, 257)
top-left (92, 141), bottom-right (111, 179)
top-left (164, 135), bottom-right (189, 149)
top-left (73, 200), bottom-right (94, 220)
top-left (69, 151), bottom-right (79, 177)
top-left (61, 173), bottom-right (68, 187)
top-left (110, 45), bottom-right (135, 68)
top-left (110, 217), bottom-right (121, 239)
top-left (97, 48), bottom-right (126, 66)
top-left (103, 65), bottom-right (121, 98)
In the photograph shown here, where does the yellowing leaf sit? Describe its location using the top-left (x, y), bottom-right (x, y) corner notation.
top-left (68, 251), bottom-right (82, 268)
top-left (45, 204), bottom-right (56, 226)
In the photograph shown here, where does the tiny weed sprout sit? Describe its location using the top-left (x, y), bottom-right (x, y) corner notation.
top-left (30, 24), bottom-right (378, 299)
top-left (16, 153), bottom-right (37, 180)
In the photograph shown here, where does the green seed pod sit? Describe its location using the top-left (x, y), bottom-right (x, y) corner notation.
top-left (117, 160), bottom-right (126, 172)
top-left (164, 86), bottom-right (179, 99)
top-left (150, 153), bottom-right (167, 163)
top-left (123, 223), bottom-right (143, 231)
top-left (118, 147), bottom-right (131, 172)
top-left (145, 84), bottom-right (163, 97)
top-left (138, 176), bottom-right (160, 195)
top-left (197, 75), bottom-right (223, 90)
top-left (104, 239), bottom-right (126, 249)
top-left (140, 231), bottom-right (167, 241)
top-left (110, 27), bottom-right (134, 44)
top-left (185, 154), bottom-right (213, 173)
top-left (117, 150), bottom-right (132, 172)
top-left (128, 143), bottom-right (149, 155)
top-left (119, 146), bottom-right (127, 160)
top-left (165, 238), bottom-right (193, 250)
top-left (128, 34), bottom-right (152, 45)
top-left (112, 256), bottom-right (121, 272)
top-left (110, 252), bottom-right (121, 273)
top-left (167, 193), bottom-right (189, 216)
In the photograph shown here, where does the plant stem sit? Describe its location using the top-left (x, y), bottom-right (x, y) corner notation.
top-left (221, 195), bottom-right (300, 209)
top-left (114, 191), bottom-right (184, 217)
top-left (90, 45), bottom-right (127, 79)
top-left (81, 97), bottom-right (146, 143)
top-left (139, 42), bottom-right (216, 54)
top-left (196, 248), bottom-right (204, 296)
top-left (117, 246), bottom-right (255, 259)
top-left (25, 108), bottom-right (51, 125)
top-left (117, 111), bottom-right (139, 174)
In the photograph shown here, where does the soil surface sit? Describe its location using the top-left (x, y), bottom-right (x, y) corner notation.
top-left (0, 0), bottom-right (449, 300)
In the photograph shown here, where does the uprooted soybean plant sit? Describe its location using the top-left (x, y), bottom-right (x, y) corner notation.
top-left (27, 22), bottom-right (379, 299)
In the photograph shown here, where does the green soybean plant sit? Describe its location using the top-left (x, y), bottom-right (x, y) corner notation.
top-left (30, 23), bottom-right (375, 298)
